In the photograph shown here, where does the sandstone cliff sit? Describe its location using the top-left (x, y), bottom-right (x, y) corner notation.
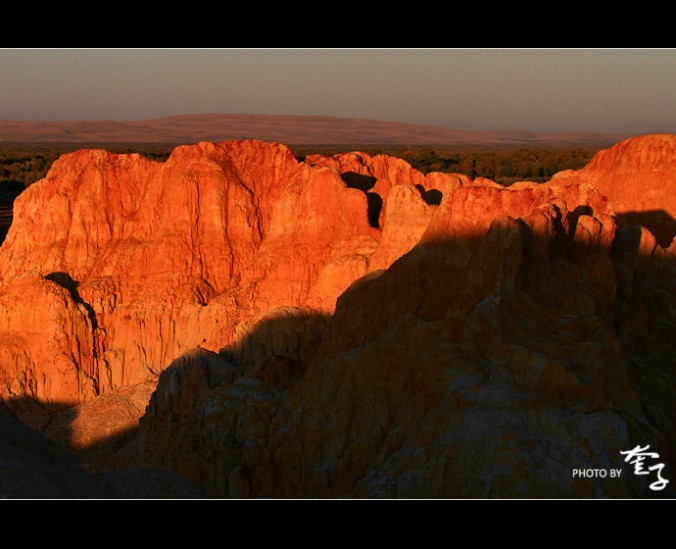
top-left (551, 134), bottom-right (676, 247)
top-left (0, 136), bottom-right (674, 498)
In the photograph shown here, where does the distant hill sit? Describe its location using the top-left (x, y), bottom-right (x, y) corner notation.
top-left (0, 113), bottom-right (628, 146)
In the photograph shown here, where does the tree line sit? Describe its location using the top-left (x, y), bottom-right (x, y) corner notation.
top-left (0, 144), bottom-right (173, 188)
top-left (0, 151), bottom-right (62, 189)
top-left (0, 144), bottom-right (600, 189)
top-left (391, 146), bottom-right (599, 186)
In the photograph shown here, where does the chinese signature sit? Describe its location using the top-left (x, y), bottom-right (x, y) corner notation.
top-left (620, 444), bottom-right (670, 491)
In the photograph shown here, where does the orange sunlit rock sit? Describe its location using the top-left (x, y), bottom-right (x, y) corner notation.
top-left (552, 134), bottom-right (676, 246)
top-left (0, 137), bottom-right (674, 498)
top-left (0, 140), bottom-right (457, 408)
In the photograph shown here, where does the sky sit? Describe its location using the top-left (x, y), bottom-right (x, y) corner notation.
top-left (0, 48), bottom-right (674, 134)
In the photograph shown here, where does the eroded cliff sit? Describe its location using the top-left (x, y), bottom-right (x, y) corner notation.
top-left (0, 136), bottom-right (674, 498)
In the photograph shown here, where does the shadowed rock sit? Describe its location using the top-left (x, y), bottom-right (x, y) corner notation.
top-left (552, 134), bottom-right (676, 246)
top-left (0, 136), bottom-right (674, 498)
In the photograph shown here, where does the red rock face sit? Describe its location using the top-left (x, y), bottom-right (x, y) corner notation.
top-left (0, 136), bottom-right (674, 498)
top-left (0, 141), bottom-right (454, 409)
top-left (552, 134), bottom-right (676, 246)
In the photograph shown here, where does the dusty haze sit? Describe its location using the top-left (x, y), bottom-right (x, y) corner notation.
top-left (0, 114), bottom-right (627, 146)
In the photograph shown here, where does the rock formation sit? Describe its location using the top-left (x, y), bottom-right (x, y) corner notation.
top-left (0, 135), bottom-right (674, 498)
top-left (0, 141), bottom-right (470, 413)
top-left (0, 406), bottom-right (202, 498)
top-left (551, 133), bottom-right (676, 246)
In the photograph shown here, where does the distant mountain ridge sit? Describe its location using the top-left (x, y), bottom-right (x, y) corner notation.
top-left (0, 113), bottom-right (627, 146)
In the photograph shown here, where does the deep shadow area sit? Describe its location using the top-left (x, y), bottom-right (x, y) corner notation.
top-left (45, 272), bottom-right (99, 330)
top-left (0, 187), bottom-right (23, 245)
top-left (45, 271), bottom-right (80, 294)
top-left (0, 389), bottom-right (140, 472)
top-left (0, 387), bottom-right (203, 498)
top-left (0, 400), bottom-right (203, 498)
top-left (566, 205), bottom-right (594, 236)
top-left (616, 210), bottom-right (676, 248)
top-left (340, 171), bottom-right (376, 192)
top-left (131, 228), bottom-right (675, 498)
top-left (340, 171), bottom-right (382, 228)
top-left (0, 402), bottom-right (110, 498)
top-left (223, 312), bottom-right (328, 391)
top-left (365, 193), bottom-right (383, 229)
top-left (0, 221), bottom-right (674, 498)
top-left (414, 184), bottom-right (443, 206)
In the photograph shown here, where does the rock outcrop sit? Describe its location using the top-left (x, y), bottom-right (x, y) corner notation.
top-left (551, 134), bottom-right (676, 246)
top-left (0, 141), bottom-right (426, 410)
top-left (135, 168), bottom-right (674, 498)
top-left (0, 135), bottom-right (674, 498)
top-left (0, 407), bottom-right (201, 498)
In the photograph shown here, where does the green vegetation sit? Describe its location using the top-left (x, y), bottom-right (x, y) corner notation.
top-left (396, 146), bottom-right (597, 185)
top-left (293, 145), bottom-right (600, 186)
top-left (0, 143), bottom-right (175, 188)
top-left (0, 142), bottom-right (600, 190)
top-left (0, 150), bottom-right (62, 188)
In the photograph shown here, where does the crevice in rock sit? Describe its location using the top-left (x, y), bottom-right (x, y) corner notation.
top-left (414, 184), bottom-right (443, 206)
top-left (566, 205), bottom-right (594, 237)
top-left (45, 272), bottom-right (99, 331)
top-left (341, 171), bottom-right (383, 228)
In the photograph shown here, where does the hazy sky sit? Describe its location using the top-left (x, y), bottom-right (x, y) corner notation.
top-left (1, 48), bottom-right (674, 133)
